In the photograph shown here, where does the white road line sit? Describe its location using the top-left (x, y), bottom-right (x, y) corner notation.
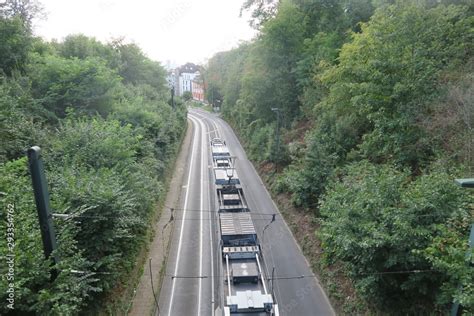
top-left (191, 113), bottom-right (216, 316)
top-left (167, 116), bottom-right (199, 316)
top-left (198, 115), bottom-right (204, 316)
top-left (201, 116), bottom-right (216, 316)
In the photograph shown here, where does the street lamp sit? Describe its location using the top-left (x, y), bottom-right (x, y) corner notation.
top-left (262, 214), bottom-right (276, 245)
top-left (454, 178), bottom-right (474, 188)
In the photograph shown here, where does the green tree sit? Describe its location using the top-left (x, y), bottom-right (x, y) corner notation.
top-left (111, 41), bottom-right (167, 93)
top-left (0, 158), bottom-right (98, 315)
top-left (319, 161), bottom-right (469, 313)
top-left (0, 0), bottom-right (44, 30)
top-left (28, 54), bottom-right (121, 119)
top-left (57, 34), bottom-right (121, 69)
top-left (240, 0), bottom-right (278, 29)
top-left (322, 2), bottom-right (473, 169)
top-left (0, 16), bottom-right (31, 75)
top-left (182, 90), bottom-right (192, 101)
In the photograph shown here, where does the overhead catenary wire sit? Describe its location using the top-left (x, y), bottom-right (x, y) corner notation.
top-left (149, 258), bottom-right (161, 316)
top-left (166, 269), bottom-right (438, 280)
top-left (52, 209), bottom-right (457, 221)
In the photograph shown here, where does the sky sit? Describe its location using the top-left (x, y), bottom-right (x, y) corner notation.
top-left (34, 0), bottom-right (257, 68)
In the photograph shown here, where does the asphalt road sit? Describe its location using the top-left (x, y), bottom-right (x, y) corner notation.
top-left (159, 109), bottom-right (334, 316)
top-left (158, 113), bottom-right (217, 316)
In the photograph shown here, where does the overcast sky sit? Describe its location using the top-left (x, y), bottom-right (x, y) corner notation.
top-left (34, 0), bottom-right (257, 67)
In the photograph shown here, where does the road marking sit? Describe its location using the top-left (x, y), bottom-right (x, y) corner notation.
top-left (193, 113), bottom-right (215, 315)
top-left (203, 117), bottom-right (216, 316)
top-left (198, 115), bottom-right (204, 316)
top-left (167, 115), bottom-right (200, 316)
top-left (191, 111), bottom-right (216, 315)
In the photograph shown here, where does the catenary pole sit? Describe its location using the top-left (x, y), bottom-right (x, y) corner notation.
top-left (28, 146), bottom-right (59, 280)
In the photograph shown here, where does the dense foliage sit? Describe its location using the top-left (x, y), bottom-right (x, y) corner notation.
top-left (0, 2), bottom-right (186, 314)
top-left (207, 0), bottom-right (473, 313)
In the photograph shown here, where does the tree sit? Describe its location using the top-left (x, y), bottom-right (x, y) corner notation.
top-left (240, 0), bottom-right (278, 29)
top-left (182, 90), bottom-right (192, 101)
top-left (111, 40), bottom-right (167, 92)
top-left (0, 16), bottom-right (31, 75)
top-left (0, 0), bottom-right (44, 30)
top-left (57, 34), bottom-right (121, 70)
top-left (322, 2), bottom-right (473, 169)
top-left (319, 161), bottom-right (469, 313)
top-left (28, 54), bottom-right (121, 118)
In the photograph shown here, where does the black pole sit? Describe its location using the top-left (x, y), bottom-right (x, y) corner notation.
top-left (27, 146), bottom-right (58, 280)
top-left (271, 266), bottom-right (275, 297)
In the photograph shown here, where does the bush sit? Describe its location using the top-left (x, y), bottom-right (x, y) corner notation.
top-left (0, 158), bottom-right (98, 315)
top-left (182, 91), bottom-right (192, 101)
top-left (319, 161), bottom-right (469, 313)
top-left (28, 54), bottom-right (121, 119)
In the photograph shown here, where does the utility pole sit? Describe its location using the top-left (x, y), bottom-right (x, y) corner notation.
top-left (27, 146), bottom-right (59, 281)
top-left (271, 108), bottom-right (281, 173)
top-left (271, 266), bottom-right (276, 298)
top-left (261, 214), bottom-right (276, 246)
top-left (451, 178), bottom-right (474, 316)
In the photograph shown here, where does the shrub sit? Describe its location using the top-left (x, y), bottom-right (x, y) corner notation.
top-left (319, 161), bottom-right (469, 313)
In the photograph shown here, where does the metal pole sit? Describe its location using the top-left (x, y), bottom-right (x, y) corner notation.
top-left (271, 266), bottom-right (275, 297)
top-left (27, 146), bottom-right (59, 280)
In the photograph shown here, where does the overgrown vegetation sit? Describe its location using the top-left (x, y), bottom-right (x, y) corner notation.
top-left (206, 0), bottom-right (473, 313)
top-left (0, 1), bottom-right (186, 314)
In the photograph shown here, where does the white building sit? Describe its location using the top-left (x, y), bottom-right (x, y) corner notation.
top-left (179, 71), bottom-right (200, 95)
top-left (177, 63), bottom-right (200, 96)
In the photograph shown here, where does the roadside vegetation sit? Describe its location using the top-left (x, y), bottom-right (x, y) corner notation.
top-left (0, 1), bottom-right (186, 314)
top-left (206, 0), bottom-right (473, 313)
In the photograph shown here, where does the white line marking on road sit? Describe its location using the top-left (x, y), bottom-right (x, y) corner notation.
top-left (191, 111), bottom-right (217, 315)
top-left (203, 117), bottom-right (216, 316)
top-left (198, 115), bottom-right (204, 316)
top-left (167, 116), bottom-right (199, 316)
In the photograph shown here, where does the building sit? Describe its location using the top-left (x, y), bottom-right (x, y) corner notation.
top-left (192, 78), bottom-right (205, 102)
top-left (179, 71), bottom-right (199, 95)
top-left (166, 63), bottom-right (206, 100)
top-left (177, 63), bottom-right (200, 96)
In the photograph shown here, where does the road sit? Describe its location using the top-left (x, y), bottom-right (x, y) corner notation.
top-left (158, 108), bottom-right (334, 316)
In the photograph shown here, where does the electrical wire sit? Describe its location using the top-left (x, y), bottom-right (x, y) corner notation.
top-left (165, 269), bottom-right (437, 280)
top-left (149, 258), bottom-right (161, 316)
